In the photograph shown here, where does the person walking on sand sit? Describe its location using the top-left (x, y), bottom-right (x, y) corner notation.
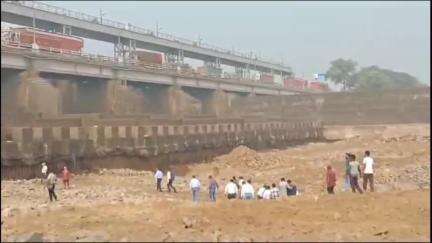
top-left (166, 168), bottom-right (177, 193)
top-left (349, 155), bottom-right (363, 194)
top-left (240, 180), bottom-right (255, 200)
top-left (362, 150), bottom-right (375, 192)
top-left (208, 175), bottom-right (219, 202)
top-left (190, 175), bottom-right (201, 203)
top-left (154, 168), bottom-right (163, 192)
top-left (41, 162), bottom-right (48, 183)
top-left (46, 169), bottom-right (58, 202)
top-left (326, 165), bottom-right (337, 194)
top-left (224, 179), bottom-right (238, 200)
top-left (62, 166), bottom-right (71, 189)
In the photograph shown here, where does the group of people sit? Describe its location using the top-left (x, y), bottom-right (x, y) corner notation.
top-left (153, 167), bottom-right (300, 203)
top-left (154, 167), bottom-right (177, 193)
top-left (325, 150), bottom-right (375, 194)
top-left (40, 162), bottom-right (72, 202)
top-left (188, 175), bottom-right (300, 202)
top-left (155, 150), bottom-right (375, 202)
top-left (39, 149), bottom-right (374, 203)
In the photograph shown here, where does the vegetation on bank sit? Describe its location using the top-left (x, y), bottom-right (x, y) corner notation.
top-left (325, 58), bottom-right (425, 91)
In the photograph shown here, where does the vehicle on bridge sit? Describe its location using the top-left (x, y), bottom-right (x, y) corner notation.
top-left (1, 27), bottom-right (83, 54)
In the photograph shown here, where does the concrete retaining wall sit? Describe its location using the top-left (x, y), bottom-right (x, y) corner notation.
top-left (1, 119), bottom-right (324, 169)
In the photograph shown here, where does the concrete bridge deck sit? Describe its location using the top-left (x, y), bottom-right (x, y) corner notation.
top-left (1, 47), bottom-right (300, 96)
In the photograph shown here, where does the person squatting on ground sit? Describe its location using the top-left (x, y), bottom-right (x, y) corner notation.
top-left (270, 183), bottom-right (280, 199)
top-left (257, 184), bottom-right (266, 199)
top-left (362, 150), bottom-right (375, 192)
top-left (46, 170), bottom-right (58, 202)
top-left (208, 175), bottom-right (219, 202)
top-left (262, 185), bottom-right (272, 200)
top-left (326, 165), bottom-right (337, 194)
top-left (349, 155), bottom-right (363, 194)
top-left (154, 168), bottom-right (163, 192)
top-left (225, 179), bottom-right (238, 200)
top-left (62, 166), bottom-right (71, 189)
top-left (166, 168), bottom-right (177, 193)
top-left (240, 179), bottom-right (255, 200)
top-left (286, 180), bottom-right (298, 196)
top-left (190, 175), bottom-right (201, 202)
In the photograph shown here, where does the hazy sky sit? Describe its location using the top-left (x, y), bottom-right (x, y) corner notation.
top-left (32, 1), bottom-right (430, 84)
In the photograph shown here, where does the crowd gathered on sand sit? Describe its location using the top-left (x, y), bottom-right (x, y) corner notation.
top-left (38, 150), bottom-right (375, 203)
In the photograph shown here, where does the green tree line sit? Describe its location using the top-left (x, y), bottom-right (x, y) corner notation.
top-left (325, 58), bottom-right (425, 91)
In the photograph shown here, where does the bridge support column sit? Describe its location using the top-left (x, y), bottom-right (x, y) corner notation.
top-left (165, 86), bottom-right (201, 117)
top-left (104, 79), bottom-right (135, 115)
top-left (203, 89), bottom-right (232, 117)
top-left (14, 70), bottom-right (61, 118)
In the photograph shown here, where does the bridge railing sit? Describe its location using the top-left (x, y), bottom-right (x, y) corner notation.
top-left (6, 1), bottom-right (289, 69)
top-left (2, 39), bottom-right (291, 90)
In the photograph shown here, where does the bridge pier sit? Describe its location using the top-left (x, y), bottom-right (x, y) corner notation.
top-left (3, 69), bottom-right (61, 119)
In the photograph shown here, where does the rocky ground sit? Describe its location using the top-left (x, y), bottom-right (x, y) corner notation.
top-left (1, 123), bottom-right (430, 242)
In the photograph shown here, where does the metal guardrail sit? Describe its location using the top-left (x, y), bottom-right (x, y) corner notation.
top-left (5, 0), bottom-right (289, 69)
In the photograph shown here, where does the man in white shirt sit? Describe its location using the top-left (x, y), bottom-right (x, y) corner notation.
top-left (154, 168), bottom-right (163, 192)
top-left (362, 150), bottom-right (375, 192)
top-left (189, 175), bottom-right (201, 202)
top-left (257, 184), bottom-right (266, 199)
top-left (224, 179), bottom-right (238, 199)
top-left (41, 162), bottom-right (48, 183)
top-left (240, 180), bottom-right (255, 200)
top-left (262, 185), bottom-right (271, 200)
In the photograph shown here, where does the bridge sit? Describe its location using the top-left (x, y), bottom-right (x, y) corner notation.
top-left (1, 1), bottom-right (293, 77)
top-left (1, 1), bottom-right (307, 124)
top-left (1, 47), bottom-right (298, 96)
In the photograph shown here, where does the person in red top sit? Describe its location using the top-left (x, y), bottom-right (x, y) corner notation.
top-left (326, 165), bottom-right (337, 194)
top-left (62, 166), bottom-right (71, 189)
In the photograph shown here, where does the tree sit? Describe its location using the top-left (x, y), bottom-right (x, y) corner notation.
top-left (326, 58), bottom-right (357, 90)
top-left (353, 66), bottom-right (421, 91)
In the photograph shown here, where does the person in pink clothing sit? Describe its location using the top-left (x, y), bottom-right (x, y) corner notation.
top-left (62, 166), bottom-right (71, 189)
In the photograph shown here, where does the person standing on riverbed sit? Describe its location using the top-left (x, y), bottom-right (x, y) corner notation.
top-left (349, 155), bottom-right (363, 194)
top-left (166, 168), bottom-right (177, 193)
top-left (41, 162), bottom-right (48, 183)
top-left (362, 150), bottom-right (375, 192)
top-left (325, 165), bottom-right (337, 194)
top-left (46, 169), bottom-right (58, 202)
top-left (154, 168), bottom-right (163, 192)
top-left (190, 175), bottom-right (201, 203)
top-left (208, 175), bottom-right (219, 202)
top-left (62, 166), bottom-right (71, 189)
top-left (343, 153), bottom-right (352, 191)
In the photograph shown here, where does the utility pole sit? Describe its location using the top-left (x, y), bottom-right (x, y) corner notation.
top-left (99, 9), bottom-right (106, 24)
top-left (156, 21), bottom-right (162, 37)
